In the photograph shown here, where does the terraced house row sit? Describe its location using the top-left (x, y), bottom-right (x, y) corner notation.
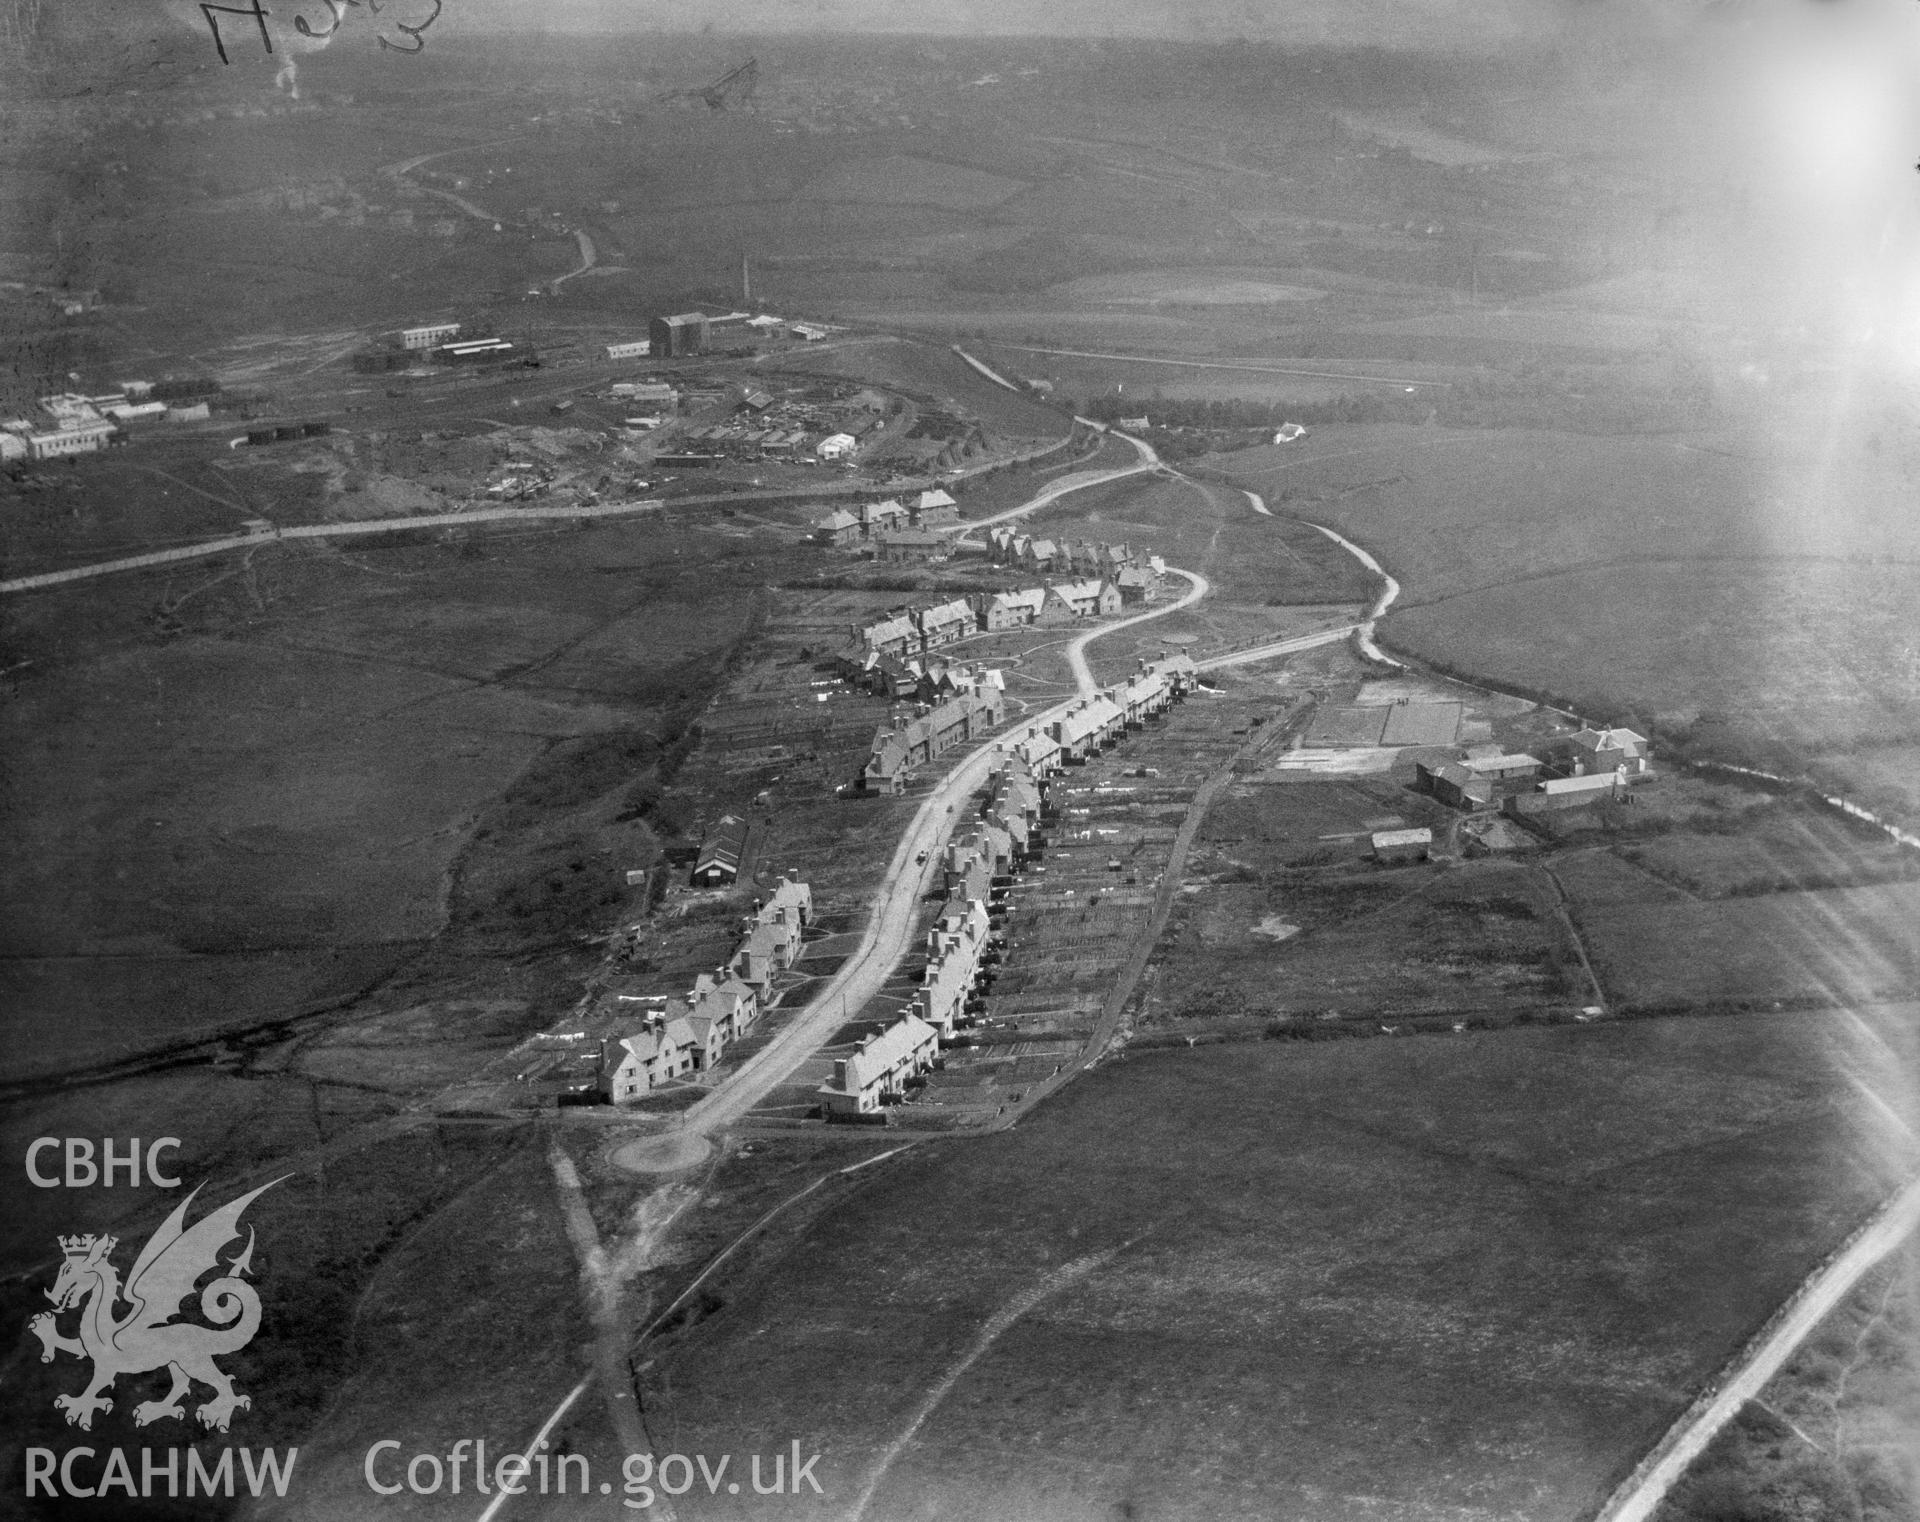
top-left (987, 526), bottom-right (1162, 589)
top-left (862, 684), bottom-right (1008, 794)
top-left (597, 874), bottom-right (814, 1102)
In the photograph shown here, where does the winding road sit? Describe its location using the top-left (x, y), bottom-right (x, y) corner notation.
top-left (673, 559), bottom-right (1212, 1141)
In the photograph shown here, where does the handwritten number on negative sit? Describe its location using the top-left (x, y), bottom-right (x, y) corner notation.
top-left (378, 0), bottom-right (440, 51)
top-left (201, 0), bottom-right (273, 63)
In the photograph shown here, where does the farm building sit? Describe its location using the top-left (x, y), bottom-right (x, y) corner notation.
top-left (692, 814), bottom-right (752, 886)
top-left (817, 1015), bottom-right (941, 1117)
top-left (1418, 760), bottom-right (1494, 810)
top-left (1507, 771), bottom-right (1624, 815)
top-left (1372, 827), bottom-right (1433, 864)
top-left (1466, 753), bottom-right (1543, 781)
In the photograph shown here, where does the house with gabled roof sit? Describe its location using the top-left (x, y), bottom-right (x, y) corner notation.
top-left (817, 1014), bottom-right (941, 1117)
top-left (689, 970), bottom-right (760, 1038)
top-left (976, 588), bottom-right (1048, 631)
top-left (913, 488), bottom-right (959, 526)
top-left (859, 612), bottom-right (919, 659)
top-left (1051, 695), bottom-right (1125, 762)
top-left (759, 872), bottom-right (812, 928)
top-left (1559, 727), bottom-right (1651, 777)
top-left (859, 498), bottom-right (909, 536)
top-left (1047, 578), bottom-right (1122, 618)
top-left (599, 1011), bottom-right (712, 1102)
top-left (916, 598), bottom-right (976, 648)
top-left (813, 508), bottom-right (862, 546)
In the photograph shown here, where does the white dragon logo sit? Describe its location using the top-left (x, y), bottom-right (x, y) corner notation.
top-left (28, 1179), bottom-right (284, 1432)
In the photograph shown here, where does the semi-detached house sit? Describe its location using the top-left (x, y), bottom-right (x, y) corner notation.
top-left (818, 1015), bottom-right (940, 1117)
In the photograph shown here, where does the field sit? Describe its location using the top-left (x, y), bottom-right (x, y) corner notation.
top-left (636, 1015), bottom-right (1907, 1521)
top-left (1206, 412), bottom-right (1920, 824)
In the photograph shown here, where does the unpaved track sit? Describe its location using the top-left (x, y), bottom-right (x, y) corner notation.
top-left (1595, 1173), bottom-right (1920, 1522)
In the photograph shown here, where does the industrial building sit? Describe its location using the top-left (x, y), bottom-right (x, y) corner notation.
top-left (27, 422), bottom-right (116, 460)
top-left (398, 322), bottom-right (461, 350)
top-left (604, 339), bottom-right (652, 360)
top-left (650, 311), bottom-right (710, 358)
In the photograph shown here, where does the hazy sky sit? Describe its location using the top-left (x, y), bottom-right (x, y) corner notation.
top-left (441, 0), bottom-right (1599, 49)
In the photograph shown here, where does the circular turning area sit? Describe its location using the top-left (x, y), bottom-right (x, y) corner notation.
top-left (610, 1131), bottom-right (714, 1176)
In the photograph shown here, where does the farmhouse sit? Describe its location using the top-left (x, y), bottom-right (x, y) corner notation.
top-left (1559, 727), bottom-right (1652, 777)
top-left (817, 1015), bottom-right (941, 1118)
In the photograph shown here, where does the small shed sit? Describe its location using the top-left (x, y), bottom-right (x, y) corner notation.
top-left (1371, 827), bottom-right (1433, 864)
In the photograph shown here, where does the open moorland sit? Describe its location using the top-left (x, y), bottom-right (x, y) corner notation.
top-left (635, 1013), bottom-right (1911, 1522)
top-left (0, 510), bottom-right (784, 1084)
top-left (4, 17), bottom-right (1918, 1522)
